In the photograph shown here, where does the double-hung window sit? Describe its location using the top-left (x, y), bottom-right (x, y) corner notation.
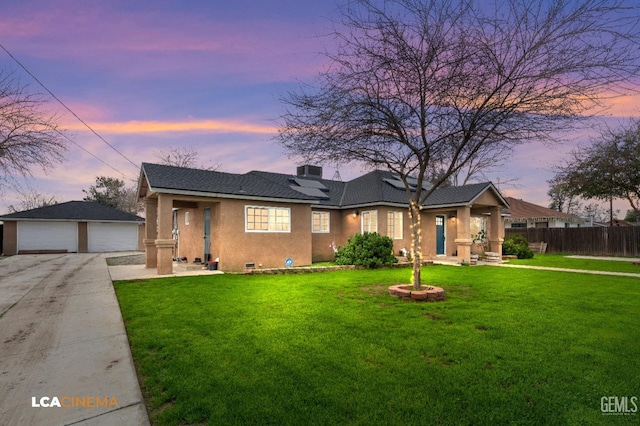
top-left (361, 210), bottom-right (378, 233)
top-left (312, 211), bottom-right (330, 233)
top-left (387, 211), bottom-right (403, 239)
top-left (246, 206), bottom-right (290, 232)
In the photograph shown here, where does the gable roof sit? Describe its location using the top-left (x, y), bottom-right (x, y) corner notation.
top-left (0, 201), bottom-right (144, 222)
top-left (139, 162), bottom-right (509, 210)
top-left (504, 197), bottom-right (585, 222)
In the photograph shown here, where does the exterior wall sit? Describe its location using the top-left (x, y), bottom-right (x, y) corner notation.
top-left (141, 188), bottom-right (508, 271)
top-left (311, 209), bottom-right (343, 262)
top-left (173, 198), bottom-right (313, 271)
top-left (2, 221), bottom-right (17, 255)
top-left (421, 212), bottom-right (436, 259)
top-left (174, 203), bottom-right (215, 263)
top-left (219, 199), bottom-right (312, 271)
top-left (420, 210), bottom-right (459, 258)
top-left (325, 207), bottom-right (414, 259)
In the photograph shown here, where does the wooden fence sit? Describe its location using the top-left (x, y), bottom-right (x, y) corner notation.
top-left (505, 226), bottom-right (640, 257)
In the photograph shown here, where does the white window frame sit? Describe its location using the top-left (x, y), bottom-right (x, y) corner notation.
top-left (361, 210), bottom-right (378, 233)
top-left (245, 206), bottom-right (291, 233)
top-left (387, 211), bottom-right (403, 239)
top-left (312, 211), bottom-right (330, 233)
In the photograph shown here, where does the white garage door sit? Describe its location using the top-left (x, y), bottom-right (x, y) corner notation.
top-left (88, 222), bottom-right (138, 252)
top-left (18, 222), bottom-right (78, 253)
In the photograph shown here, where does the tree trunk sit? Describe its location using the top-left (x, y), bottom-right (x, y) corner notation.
top-left (409, 200), bottom-right (422, 290)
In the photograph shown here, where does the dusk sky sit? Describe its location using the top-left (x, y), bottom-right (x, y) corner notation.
top-left (1, 0), bottom-right (639, 215)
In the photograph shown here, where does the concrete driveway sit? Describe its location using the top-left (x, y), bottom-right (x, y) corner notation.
top-left (0, 254), bottom-right (149, 425)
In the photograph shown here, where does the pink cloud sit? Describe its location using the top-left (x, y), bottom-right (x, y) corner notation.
top-left (61, 119), bottom-right (277, 134)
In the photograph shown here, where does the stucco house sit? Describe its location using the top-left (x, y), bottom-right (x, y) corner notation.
top-left (504, 197), bottom-right (586, 229)
top-left (138, 163), bottom-right (509, 274)
top-left (0, 201), bottom-right (144, 255)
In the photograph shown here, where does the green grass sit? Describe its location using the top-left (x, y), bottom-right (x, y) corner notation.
top-left (114, 266), bottom-right (640, 425)
top-left (507, 254), bottom-right (640, 274)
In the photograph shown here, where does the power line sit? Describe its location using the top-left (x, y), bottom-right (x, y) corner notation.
top-left (60, 132), bottom-right (128, 177)
top-left (0, 42), bottom-right (140, 172)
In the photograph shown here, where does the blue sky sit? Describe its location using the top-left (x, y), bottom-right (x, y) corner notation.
top-left (1, 0), bottom-right (638, 214)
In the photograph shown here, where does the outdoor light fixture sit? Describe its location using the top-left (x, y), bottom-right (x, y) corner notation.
top-left (353, 209), bottom-right (359, 218)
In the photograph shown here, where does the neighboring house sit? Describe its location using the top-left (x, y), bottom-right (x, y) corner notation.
top-left (504, 197), bottom-right (586, 229)
top-left (0, 201), bottom-right (144, 255)
top-left (138, 163), bottom-right (509, 274)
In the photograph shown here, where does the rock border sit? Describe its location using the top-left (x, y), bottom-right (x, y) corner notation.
top-left (388, 284), bottom-right (446, 302)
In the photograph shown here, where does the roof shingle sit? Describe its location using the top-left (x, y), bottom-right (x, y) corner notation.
top-left (140, 162), bottom-right (508, 210)
top-left (0, 201), bottom-right (143, 222)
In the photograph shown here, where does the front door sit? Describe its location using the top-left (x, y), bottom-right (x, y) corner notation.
top-left (204, 208), bottom-right (211, 262)
top-left (436, 215), bottom-right (445, 255)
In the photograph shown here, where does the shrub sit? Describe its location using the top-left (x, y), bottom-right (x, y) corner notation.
top-left (335, 232), bottom-right (397, 268)
top-left (502, 234), bottom-right (534, 259)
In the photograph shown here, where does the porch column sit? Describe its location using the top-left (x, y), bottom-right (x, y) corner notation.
top-left (155, 193), bottom-right (175, 275)
top-left (144, 198), bottom-right (158, 269)
top-left (488, 206), bottom-right (504, 258)
top-left (454, 205), bottom-right (472, 264)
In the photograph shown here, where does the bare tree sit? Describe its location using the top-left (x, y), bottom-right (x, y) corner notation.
top-left (154, 146), bottom-right (220, 170)
top-left (449, 144), bottom-right (515, 186)
top-left (278, 0), bottom-right (640, 288)
top-left (7, 185), bottom-right (62, 213)
top-left (0, 71), bottom-right (66, 180)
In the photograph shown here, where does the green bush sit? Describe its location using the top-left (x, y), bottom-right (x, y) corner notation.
top-left (335, 232), bottom-right (397, 268)
top-left (502, 234), bottom-right (534, 259)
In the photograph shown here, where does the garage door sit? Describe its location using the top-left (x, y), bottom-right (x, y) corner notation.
top-left (18, 222), bottom-right (78, 253)
top-left (88, 222), bottom-right (138, 252)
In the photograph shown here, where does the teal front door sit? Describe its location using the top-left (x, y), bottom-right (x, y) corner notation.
top-left (436, 215), bottom-right (445, 255)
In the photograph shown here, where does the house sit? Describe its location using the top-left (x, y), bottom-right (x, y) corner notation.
top-left (0, 201), bottom-right (144, 255)
top-left (504, 197), bottom-right (586, 229)
top-left (138, 163), bottom-right (509, 274)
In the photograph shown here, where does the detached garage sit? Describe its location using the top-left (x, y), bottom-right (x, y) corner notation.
top-left (0, 201), bottom-right (144, 255)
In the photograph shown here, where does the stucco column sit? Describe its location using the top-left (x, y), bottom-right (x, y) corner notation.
top-left (144, 198), bottom-right (158, 269)
top-left (454, 206), bottom-right (472, 264)
top-left (155, 193), bottom-right (175, 275)
top-left (488, 206), bottom-right (504, 258)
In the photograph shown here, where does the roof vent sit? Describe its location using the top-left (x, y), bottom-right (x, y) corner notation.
top-left (297, 165), bottom-right (322, 179)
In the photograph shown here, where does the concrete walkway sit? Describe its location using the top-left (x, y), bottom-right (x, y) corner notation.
top-left (0, 254), bottom-right (149, 425)
top-left (108, 263), bottom-right (223, 281)
top-left (432, 255), bottom-right (640, 278)
top-left (486, 262), bottom-right (640, 278)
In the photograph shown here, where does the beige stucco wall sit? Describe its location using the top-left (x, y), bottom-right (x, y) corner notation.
top-left (142, 185), bottom-right (507, 271)
top-left (311, 209), bottom-right (343, 262)
top-left (172, 198), bottom-right (313, 271)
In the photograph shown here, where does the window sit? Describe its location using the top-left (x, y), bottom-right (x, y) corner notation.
top-left (246, 206), bottom-right (290, 232)
top-left (361, 210), bottom-right (378, 233)
top-left (511, 222), bottom-right (527, 228)
top-left (470, 216), bottom-right (486, 236)
top-left (387, 211), bottom-right (403, 239)
top-left (312, 211), bottom-right (330, 233)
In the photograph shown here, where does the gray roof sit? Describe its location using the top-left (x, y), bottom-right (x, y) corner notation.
top-left (140, 162), bottom-right (508, 210)
top-left (0, 201), bottom-right (144, 222)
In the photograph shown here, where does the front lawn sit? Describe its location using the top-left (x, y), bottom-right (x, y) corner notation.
top-left (506, 254), bottom-right (640, 274)
top-left (114, 266), bottom-right (640, 425)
